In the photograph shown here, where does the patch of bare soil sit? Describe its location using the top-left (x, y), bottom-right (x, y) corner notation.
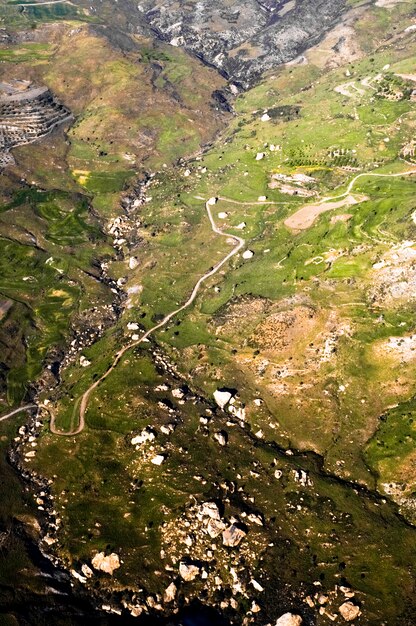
top-left (213, 296), bottom-right (271, 339)
top-left (330, 213), bottom-right (352, 225)
top-left (250, 305), bottom-right (317, 352)
top-left (284, 195), bottom-right (360, 231)
top-left (308, 23), bottom-right (362, 69)
top-left (244, 305), bottom-right (352, 393)
top-left (369, 242), bottom-right (416, 306)
top-left (373, 334), bottom-right (416, 364)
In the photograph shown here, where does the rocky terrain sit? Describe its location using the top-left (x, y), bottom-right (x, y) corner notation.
top-left (1, 0), bottom-right (416, 625)
top-left (139, 0), bottom-right (346, 88)
top-left (98, 0), bottom-right (348, 88)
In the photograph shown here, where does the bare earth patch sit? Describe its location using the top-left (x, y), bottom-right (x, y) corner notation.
top-left (375, 0), bottom-right (411, 7)
top-left (284, 195), bottom-right (360, 231)
top-left (369, 241), bottom-right (416, 306)
top-left (374, 334), bottom-right (416, 364)
top-left (330, 213), bottom-right (352, 225)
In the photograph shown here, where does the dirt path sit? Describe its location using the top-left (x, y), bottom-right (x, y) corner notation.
top-left (0, 404), bottom-right (37, 423)
top-left (16, 1), bottom-right (71, 5)
top-left (284, 195), bottom-right (360, 230)
top-left (285, 168), bottom-right (416, 230)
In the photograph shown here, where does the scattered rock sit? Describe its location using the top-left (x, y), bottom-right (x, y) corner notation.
top-left (339, 602), bottom-right (361, 621)
top-left (242, 250), bottom-right (255, 260)
top-left (213, 389), bottom-right (233, 408)
top-left (199, 502), bottom-right (221, 520)
top-left (179, 561), bottom-right (200, 581)
top-left (91, 552), bottom-right (121, 575)
top-left (214, 431), bottom-right (228, 446)
top-left (222, 524), bottom-right (247, 547)
top-left (151, 454), bottom-right (165, 466)
top-left (275, 613), bottom-right (303, 626)
top-left (164, 582), bottom-right (177, 603)
top-left (256, 152), bottom-right (265, 161)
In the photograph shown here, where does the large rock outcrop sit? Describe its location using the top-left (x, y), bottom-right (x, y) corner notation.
top-left (132, 0), bottom-right (347, 87)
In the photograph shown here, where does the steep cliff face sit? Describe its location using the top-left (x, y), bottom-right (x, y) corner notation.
top-left (133, 0), bottom-right (347, 87)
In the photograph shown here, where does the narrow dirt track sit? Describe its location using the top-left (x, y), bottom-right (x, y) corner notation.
top-left (0, 404), bottom-right (37, 423)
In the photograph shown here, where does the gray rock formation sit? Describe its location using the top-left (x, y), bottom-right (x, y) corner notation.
top-left (132, 0), bottom-right (347, 87)
top-left (222, 524), bottom-right (247, 547)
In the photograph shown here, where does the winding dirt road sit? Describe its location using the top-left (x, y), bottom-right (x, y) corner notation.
top-left (49, 169), bottom-right (416, 435)
top-left (50, 197), bottom-right (250, 435)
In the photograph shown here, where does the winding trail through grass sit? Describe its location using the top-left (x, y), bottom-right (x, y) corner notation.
top-left (50, 197), bottom-right (249, 435)
top-left (50, 166), bottom-right (416, 435)
top-left (285, 167), bottom-right (416, 230)
top-left (327, 167), bottom-right (416, 201)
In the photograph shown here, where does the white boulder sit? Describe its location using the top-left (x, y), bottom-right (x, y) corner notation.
top-left (91, 552), bottom-right (121, 575)
top-left (339, 602), bottom-right (361, 621)
top-left (214, 431), bottom-right (227, 446)
top-left (151, 455), bottom-right (165, 466)
top-left (170, 36), bottom-right (185, 47)
top-left (81, 563), bottom-right (94, 578)
top-left (71, 569), bottom-right (87, 583)
top-left (179, 562), bottom-right (200, 581)
top-left (275, 613), bottom-right (303, 626)
top-left (199, 502), bottom-right (221, 520)
top-left (164, 582), bottom-right (177, 603)
top-left (213, 389), bottom-right (232, 408)
top-left (222, 524), bottom-right (247, 547)
top-left (131, 429), bottom-right (156, 447)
